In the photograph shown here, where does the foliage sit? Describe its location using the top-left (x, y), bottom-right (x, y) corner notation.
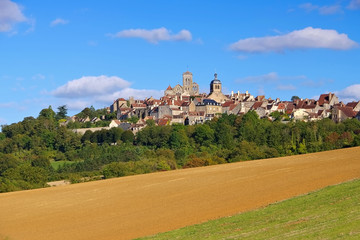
top-left (291, 95), bottom-right (300, 101)
top-left (56, 105), bottom-right (68, 120)
top-left (1, 108), bottom-right (360, 193)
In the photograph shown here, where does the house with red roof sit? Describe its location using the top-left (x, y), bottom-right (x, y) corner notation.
top-left (346, 101), bottom-right (360, 112)
top-left (332, 106), bottom-right (357, 123)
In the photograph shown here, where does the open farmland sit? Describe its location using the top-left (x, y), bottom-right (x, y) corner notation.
top-left (1, 147), bottom-right (360, 240)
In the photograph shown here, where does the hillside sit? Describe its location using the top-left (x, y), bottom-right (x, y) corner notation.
top-left (1, 147), bottom-right (360, 240)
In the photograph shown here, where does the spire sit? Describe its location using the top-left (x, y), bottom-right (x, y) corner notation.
top-left (214, 73), bottom-right (218, 79)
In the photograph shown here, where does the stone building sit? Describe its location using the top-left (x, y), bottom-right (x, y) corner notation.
top-left (207, 73), bottom-right (229, 103)
top-left (164, 71), bottom-right (199, 96)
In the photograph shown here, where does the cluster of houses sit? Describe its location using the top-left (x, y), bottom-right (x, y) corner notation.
top-left (70, 71), bottom-right (360, 134)
top-left (108, 71), bottom-right (360, 130)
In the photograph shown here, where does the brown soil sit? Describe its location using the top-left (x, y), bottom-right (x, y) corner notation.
top-left (1, 147), bottom-right (360, 240)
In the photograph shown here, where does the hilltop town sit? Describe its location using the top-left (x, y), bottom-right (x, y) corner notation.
top-left (101, 71), bottom-right (360, 130)
top-left (66, 71), bottom-right (360, 134)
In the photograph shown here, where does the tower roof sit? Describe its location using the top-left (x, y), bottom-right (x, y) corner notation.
top-left (211, 73), bottom-right (221, 84)
top-left (166, 85), bottom-right (172, 90)
top-left (183, 71), bottom-right (193, 75)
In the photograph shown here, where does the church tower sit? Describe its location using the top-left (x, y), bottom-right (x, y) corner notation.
top-left (182, 71), bottom-right (199, 96)
top-left (207, 72), bottom-right (228, 103)
top-left (210, 73), bottom-right (221, 93)
top-left (182, 71), bottom-right (193, 93)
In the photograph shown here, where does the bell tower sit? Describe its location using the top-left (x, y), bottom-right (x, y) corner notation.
top-left (182, 71), bottom-right (193, 93)
top-left (210, 73), bottom-right (221, 93)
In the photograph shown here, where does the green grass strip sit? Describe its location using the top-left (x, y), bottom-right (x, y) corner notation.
top-left (138, 179), bottom-right (360, 240)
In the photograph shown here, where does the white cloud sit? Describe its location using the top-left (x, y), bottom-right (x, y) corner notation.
top-left (237, 72), bottom-right (279, 83)
top-left (96, 88), bottom-right (163, 103)
top-left (348, 0), bottom-right (360, 9)
top-left (51, 75), bottom-right (163, 110)
top-left (32, 73), bottom-right (45, 80)
top-left (52, 75), bottom-right (131, 98)
top-left (299, 3), bottom-right (343, 15)
top-left (0, 0), bottom-right (27, 32)
top-left (336, 84), bottom-right (360, 103)
top-left (65, 100), bottom-right (91, 111)
top-left (50, 18), bottom-right (69, 27)
top-left (229, 27), bottom-right (358, 53)
top-left (0, 102), bottom-right (17, 108)
top-left (236, 55), bottom-right (248, 60)
top-left (276, 84), bottom-right (296, 91)
top-left (319, 5), bottom-right (343, 15)
top-left (237, 72), bottom-right (308, 83)
top-left (111, 27), bottom-right (192, 44)
top-left (299, 3), bottom-right (319, 12)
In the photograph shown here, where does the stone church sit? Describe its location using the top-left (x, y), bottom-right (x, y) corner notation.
top-left (207, 73), bottom-right (229, 103)
top-left (165, 71), bottom-right (199, 96)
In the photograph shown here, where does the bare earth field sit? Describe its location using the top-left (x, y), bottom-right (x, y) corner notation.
top-left (1, 147), bottom-right (360, 240)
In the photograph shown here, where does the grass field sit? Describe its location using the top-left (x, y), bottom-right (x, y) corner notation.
top-left (1, 147), bottom-right (359, 240)
top-left (50, 160), bottom-right (77, 170)
top-left (139, 179), bottom-right (360, 240)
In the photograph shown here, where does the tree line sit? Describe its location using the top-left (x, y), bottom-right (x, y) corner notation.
top-left (1, 106), bottom-right (360, 193)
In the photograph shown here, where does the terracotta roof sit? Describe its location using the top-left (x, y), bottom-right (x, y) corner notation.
top-left (346, 101), bottom-right (360, 109)
top-left (222, 101), bottom-right (234, 107)
top-left (318, 94), bottom-right (330, 106)
top-left (131, 103), bottom-right (146, 108)
top-left (256, 95), bottom-right (265, 101)
top-left (120, 107), bottom-right (131, 112)
top-left (157, 119), bottom-right (168, 126)
top-left (251, 101), bottom-right (263, 110)
top-left (338, 107), bottom-right (357, 118)
top-left (181, 102), bottom-right (190, 106)
top-left (166, 85), bottom-right (172, 90)
top-left (308, 113), bottom-right (319, 118)
top-left (229, 104), bottom-right (239, 111)
top-left (277, 103), bottom-right (286, 110)
top-left (117, 98), bottom-right (126, 101)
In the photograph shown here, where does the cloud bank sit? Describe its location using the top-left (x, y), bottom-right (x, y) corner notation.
top-left (237, 72), bottom-right (306, 83)
top-left (229, 27), bottom-right (358, 53)
top-left (0, 0), bottom-right (27, 32)
top-left (52, 75), bottom-right (163, 110)
top-left (299, 3), bottom-right (343, 15)
top-left (50, 18), bottom-right (69, 27)
top-left (336, 84), bottom-right (360, 103)
top-left (52, 75), bottom-right (131, 98)
top-left (111, 27), bottom-right (192, 44)
top-left (348, 0), bottom-right (360, 9)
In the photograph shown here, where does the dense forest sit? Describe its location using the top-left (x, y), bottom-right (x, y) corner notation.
top-left (1, 106), bottom-right (360, 193)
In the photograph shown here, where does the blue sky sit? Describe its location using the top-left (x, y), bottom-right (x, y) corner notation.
top-left (1, 0), bottom-right (360, 126)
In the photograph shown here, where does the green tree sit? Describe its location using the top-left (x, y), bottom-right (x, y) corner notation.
top-left (38, 106), bottom-right (56, 120)
top-left (214, 122), bottom-right (234, 149)
top-left (169, 130), bottom-right (189, 149)
top-left (56, 105), bottom-right (68, 120)
top-left (291, 96), bottom-right (300, 101)
top-left (121, 130), bottom-right (134, 143)
top-left (193, 124), bottom-right (214, 147)
top-left (128, 116), bottom-right (139, 124)
top-left (0, 153), bottom-right (21, 176)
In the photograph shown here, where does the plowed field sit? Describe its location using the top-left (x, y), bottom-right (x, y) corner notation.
top-left (1, 147), bottom-right (360, 240)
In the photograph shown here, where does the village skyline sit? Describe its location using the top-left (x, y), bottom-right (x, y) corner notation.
top-left (1, 0), bottom-right (360, 127)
